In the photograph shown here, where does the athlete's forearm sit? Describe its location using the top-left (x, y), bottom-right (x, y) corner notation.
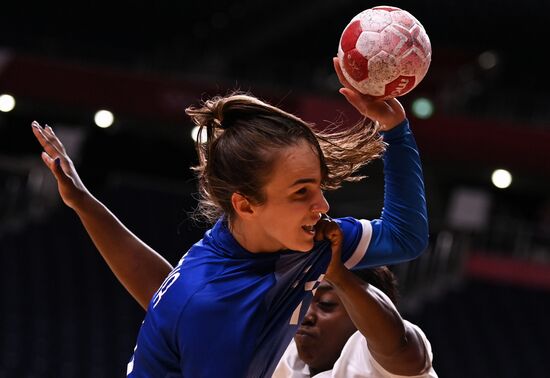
top-left (326, 266), bottom-right (426, 375)
top-left (326, 267), bottom-right (405, 352)
top-left (367, 120), bottom-right (429, 266)
top-left (73, 193), bottom-right (173, 309)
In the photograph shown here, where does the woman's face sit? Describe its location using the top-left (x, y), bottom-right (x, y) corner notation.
top-left (294, 282), bottom-right (357, 374)
top-left (251, 140), bottom-right (330, 252)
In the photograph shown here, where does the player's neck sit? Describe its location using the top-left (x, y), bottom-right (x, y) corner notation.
top-left (230, 217), bottom-right (283, 254)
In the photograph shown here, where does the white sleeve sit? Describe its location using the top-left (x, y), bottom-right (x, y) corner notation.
top-left (368, 321), bottom-right (439, 378)
top-left (344, 219), bottom-right (372, 269)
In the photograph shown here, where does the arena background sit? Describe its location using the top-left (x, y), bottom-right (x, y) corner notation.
top-left (1, 1), bottom-right (549, 377)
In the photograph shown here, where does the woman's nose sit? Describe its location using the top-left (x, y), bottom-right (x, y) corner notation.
top-left (311, 191), bottom-right (330, 215)
top-left (301, 307), bottom-right (316, 326)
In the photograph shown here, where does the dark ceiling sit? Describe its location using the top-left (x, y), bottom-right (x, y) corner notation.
top-left (1, 1), bottom-right (547, 107)
top-left (0, 1), bottom-right (549, 234)
top-left (1, 2), bottom-right (549, 199)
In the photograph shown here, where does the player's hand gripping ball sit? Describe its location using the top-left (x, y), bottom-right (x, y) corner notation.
top-left (337, 5), bottom-right (431, 99)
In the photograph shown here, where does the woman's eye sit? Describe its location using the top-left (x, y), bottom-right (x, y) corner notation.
top-left (318, 301), bottom-right (337, 310)
top-left (296, 188), bottom-right (307, 195)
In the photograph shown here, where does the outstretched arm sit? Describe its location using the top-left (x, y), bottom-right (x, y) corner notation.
top-left (32, 121), bottom-right (173, 309)
top-left (324, 243), bottom-right (429, 376)
top-left (333, 57), bottom-right (429, 266)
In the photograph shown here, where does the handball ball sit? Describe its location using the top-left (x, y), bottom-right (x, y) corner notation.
top-left (337, 5), bottom-right (431, 99)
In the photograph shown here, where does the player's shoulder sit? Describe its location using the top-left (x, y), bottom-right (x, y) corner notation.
top-left (334, 216), bottom-right (370, 245)
top-left (333, 216), bottom-right (363, 230)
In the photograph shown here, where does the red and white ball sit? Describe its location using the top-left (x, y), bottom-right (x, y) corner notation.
top-left (337, 6), bottom-right (431, 99)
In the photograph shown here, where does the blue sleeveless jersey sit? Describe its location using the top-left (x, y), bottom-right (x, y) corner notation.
top-left (126, 120), bottom-right (428, 378)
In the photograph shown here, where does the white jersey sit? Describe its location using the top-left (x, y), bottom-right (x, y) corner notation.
top-left (273, 321), bottom-right (438, 378)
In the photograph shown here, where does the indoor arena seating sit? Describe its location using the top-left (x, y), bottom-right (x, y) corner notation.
top-left (407, 279), bottom-right (550, 378)
top-left (2, 3), bottom-right (550, 376)
top-left (0, 177), bottom-right (202, 378)
top-left (1, 176), bottom-right (549, 377)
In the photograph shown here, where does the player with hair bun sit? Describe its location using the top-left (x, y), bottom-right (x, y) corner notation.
top-left (31, 58), bottom-right (429, 377)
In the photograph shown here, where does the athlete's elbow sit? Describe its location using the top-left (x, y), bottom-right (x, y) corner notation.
top-left (413, 225), bottom-right (429, 257)
top-left (411, 215), bottom-right (429, 255)
top-left (390, 213), bottom-right (429, 260)
top-left (411, 234), bottom-right (429, 259)
top-left (401, 228), bottom-right (429, 260)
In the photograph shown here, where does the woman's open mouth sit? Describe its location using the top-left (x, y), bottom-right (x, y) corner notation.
top-left (302, 224), bottom-right (315, 235)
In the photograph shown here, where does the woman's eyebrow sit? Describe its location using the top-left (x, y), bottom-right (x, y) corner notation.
top-left (289, 178), bottom-right (318, 187)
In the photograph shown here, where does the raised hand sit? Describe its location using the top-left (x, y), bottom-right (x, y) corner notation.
top-left (333, 57), bottom-right (406, 131)
top-left (31, 121), bottom-right (90, 209)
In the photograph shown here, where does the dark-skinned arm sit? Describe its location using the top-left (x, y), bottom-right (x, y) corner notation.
top-left (319, 217), bottom-right (428, 376)
top-left (32, 121), bottom-right (173, 310)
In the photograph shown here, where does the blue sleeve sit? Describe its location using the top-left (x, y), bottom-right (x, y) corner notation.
top-left (356, 119), bottom-right (429, 267)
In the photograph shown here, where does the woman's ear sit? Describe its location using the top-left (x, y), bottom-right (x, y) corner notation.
top-left (231, 192), bottom-right (255, 219)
